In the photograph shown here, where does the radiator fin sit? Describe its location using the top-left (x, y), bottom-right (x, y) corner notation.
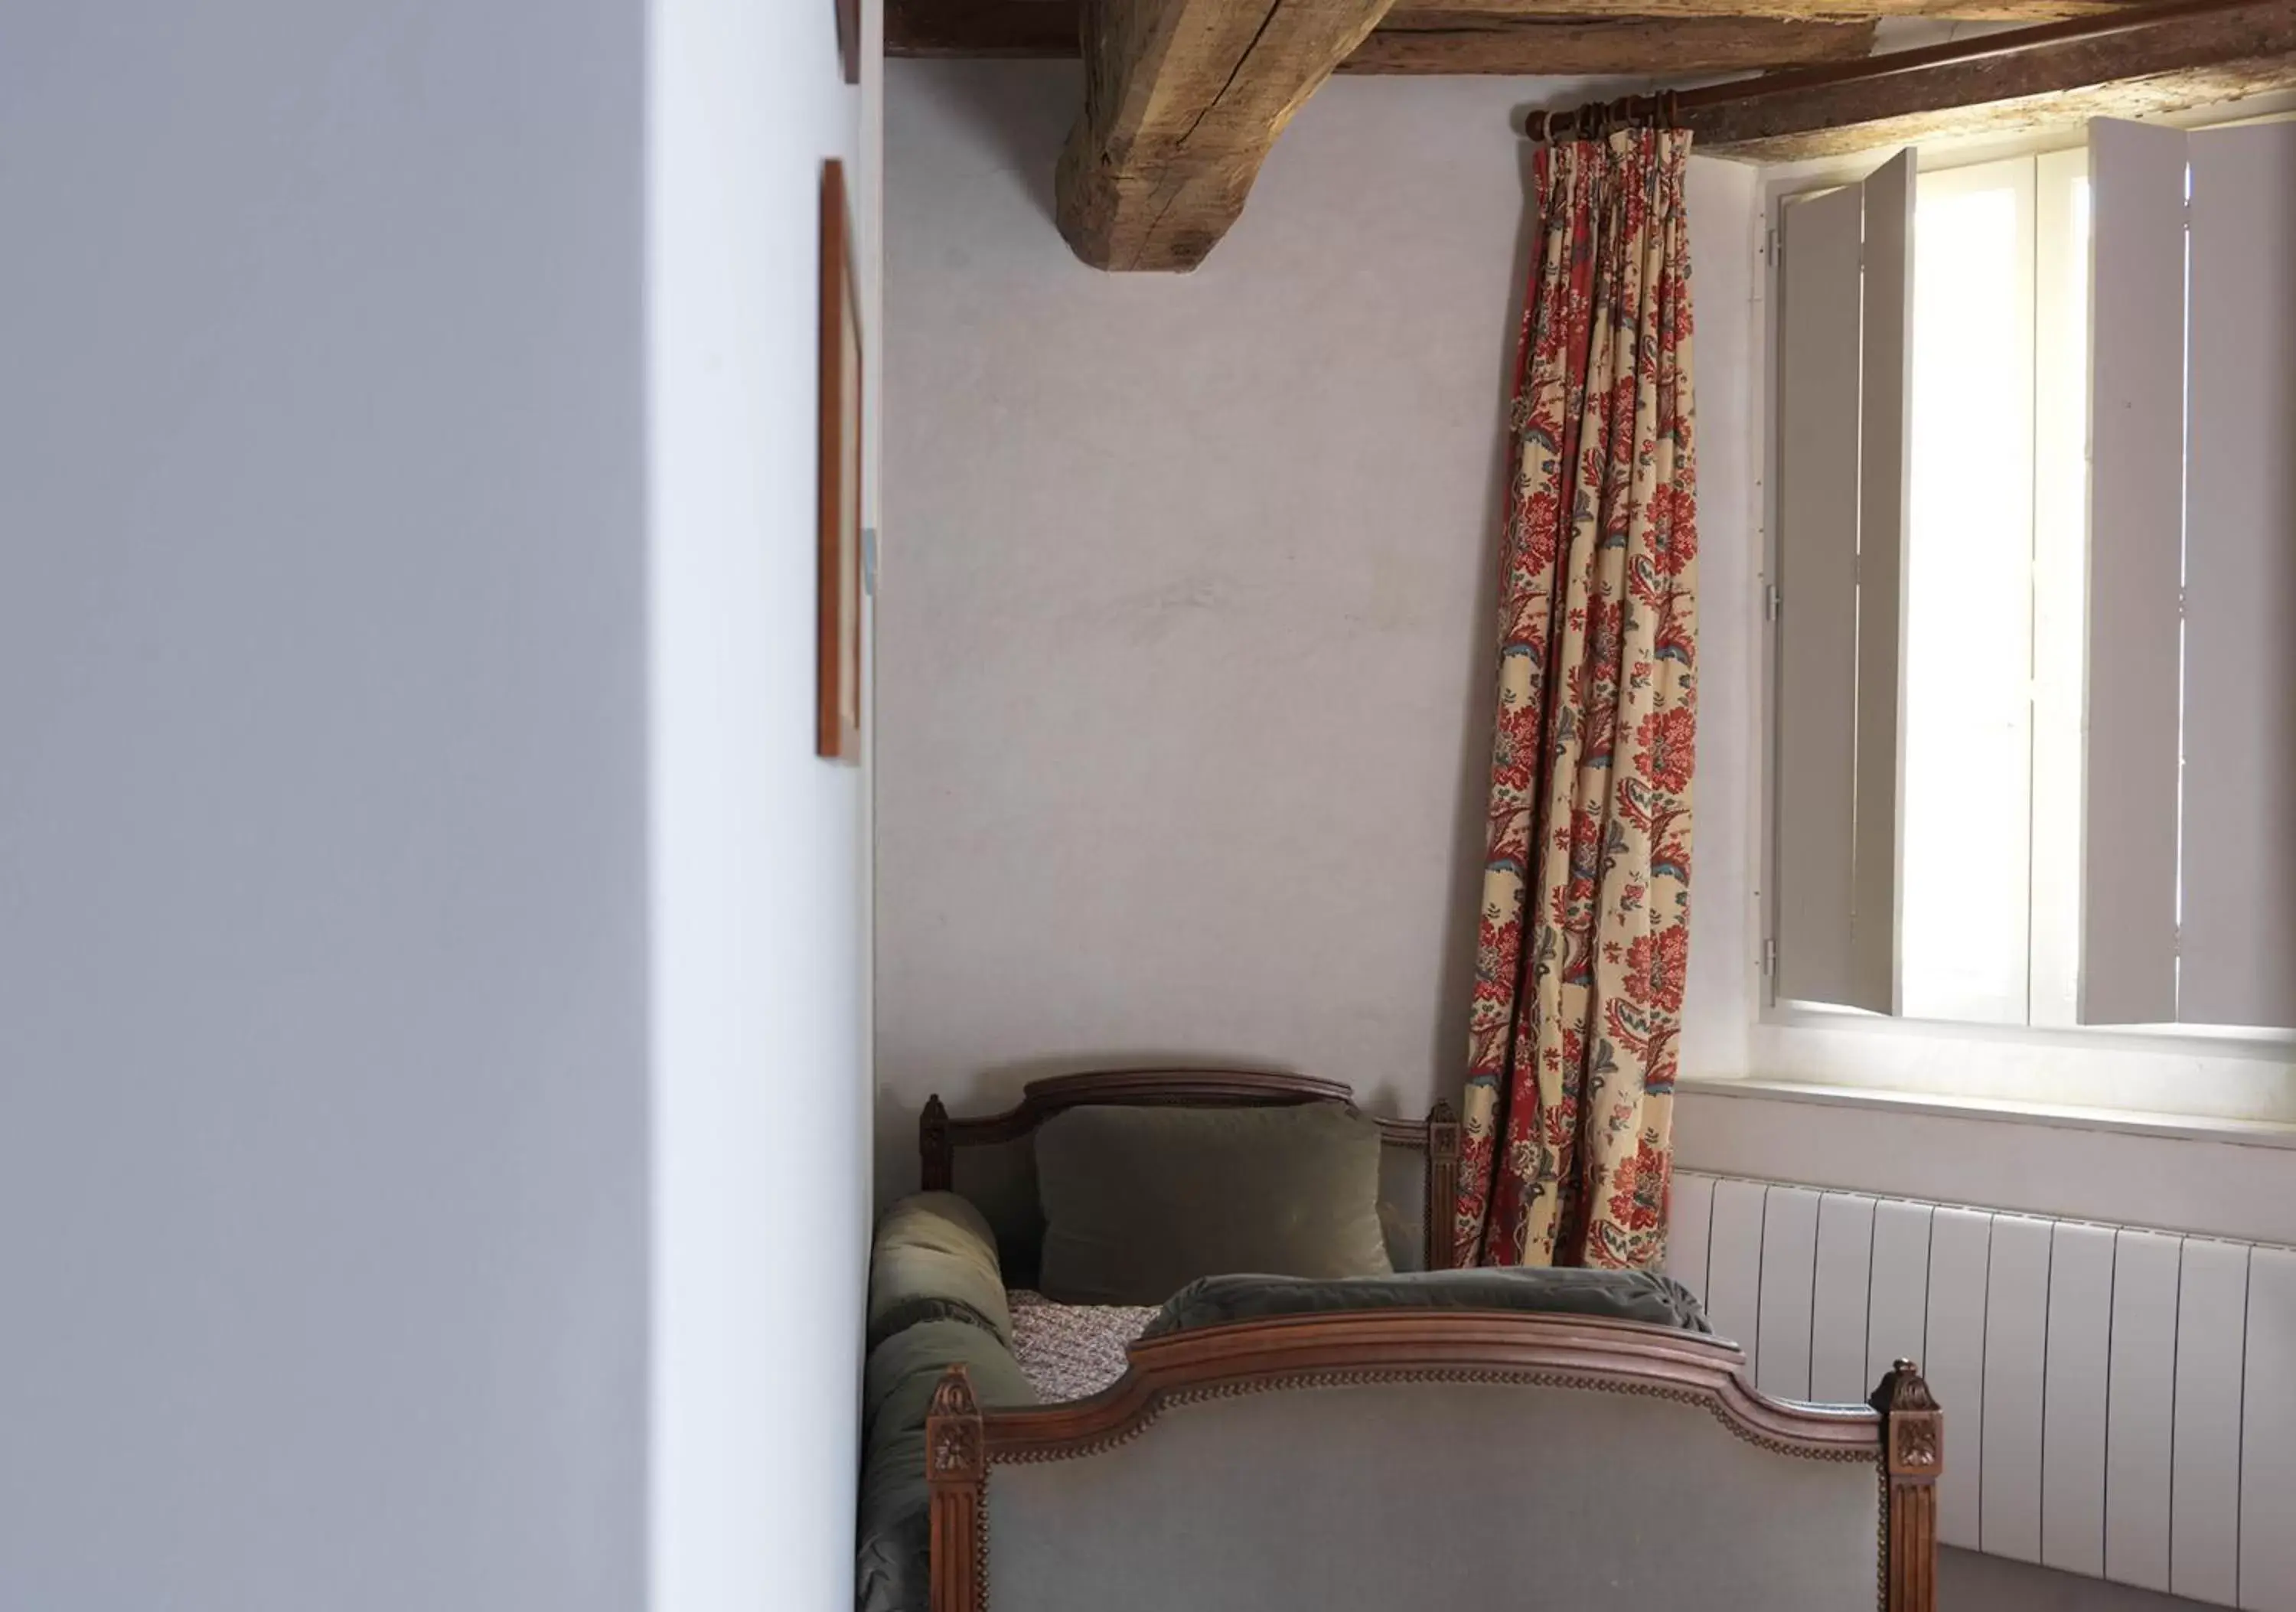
top-left (1809, 1193), bottom-right (1876, 1405)
top-left (2108, 1228), bottom-right (2183, 1592)
top-left (2175, 1239), bottom-right (2249, 1607)
top-left (1756, 1186), bottom-right (1821, 1400)
top-left (1926, 1206), bottom-right (1995, 1550)
top-left (2242, 1248), bottom-right (2296, 1611)
top-left (2040, 1221), bottom-right (2114, 1578)
top-left (1982, 1214), bottom-right (2053, 1562)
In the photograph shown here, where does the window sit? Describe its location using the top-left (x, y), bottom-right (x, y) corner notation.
top-left (1766, 118), bottom-right (2296, 1036)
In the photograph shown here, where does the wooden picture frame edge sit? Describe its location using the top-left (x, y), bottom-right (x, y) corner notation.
top-left (817, 158), bottom-right (863, 763)
top-left (837, 0), bottom-right (861, 84)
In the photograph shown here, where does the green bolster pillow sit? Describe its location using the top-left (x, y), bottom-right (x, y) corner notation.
top-left (868, 1191), bottom-right (1012, 1351)
top-left (861, 1318), bottom-right (1038, 1460)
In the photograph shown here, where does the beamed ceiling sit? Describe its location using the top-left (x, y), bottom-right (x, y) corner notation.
top-left (889, 0), bottom-right (2296, 268)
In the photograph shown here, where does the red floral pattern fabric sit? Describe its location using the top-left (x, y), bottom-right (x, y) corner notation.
top-left (1455, 129), bottom-right (1699, 1272)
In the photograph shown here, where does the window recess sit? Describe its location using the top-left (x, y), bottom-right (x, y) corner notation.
top-left (1767, 116), bottom-right (2296, 1035)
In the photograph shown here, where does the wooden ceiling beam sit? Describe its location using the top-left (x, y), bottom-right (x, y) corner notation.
top-left (888, 0), bottom-right (1075, 55)
top-left (1679, 0), bottom-right (2296, 157)
top-left (884, 0), bottom-right (2144, 57)
top-left (1054, 0), bottom-right (1402, 271)
top-left (1397, 0), bottom-right (2127, 15)
top-left (1346, 14), bottom-right (1877, 71)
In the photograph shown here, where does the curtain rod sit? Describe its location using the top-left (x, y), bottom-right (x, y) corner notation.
top-left (1531, 0), bottom-right (2276, 141)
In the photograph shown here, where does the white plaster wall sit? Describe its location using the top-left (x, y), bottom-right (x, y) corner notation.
top-left (0, 6), bottom-right (647, 1607)
top-left (648, 2), bottom-right (873, 1609)
top-left (1, 5), bottom-right (879, 1608)
top-left (1677, 1085), bottom-right (2296, 1245)
top-left (879, 61), bottom-right (1757, 1192)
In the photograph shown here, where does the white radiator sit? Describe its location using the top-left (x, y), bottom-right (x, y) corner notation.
top-left (1667, 1172), bottom-right (2296, 1610)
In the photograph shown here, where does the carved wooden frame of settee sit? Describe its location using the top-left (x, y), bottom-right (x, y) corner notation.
top-left (913, 1070), bottom-right (1941, 1612)
top-left (926, 1313), bottom-right (1941, 1612)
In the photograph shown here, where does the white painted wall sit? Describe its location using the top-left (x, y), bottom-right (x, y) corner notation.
top-left (1677, 1085), bottom-right (2296, 1245)
top-left (0, 6), bottom-right (647, 1607)
top-left (1, 4), bottom-right (876, 1609)
top-left (878, 61), bottom-right (1757, 1193)
top-left (647, 1), bottom-right (872, 1609)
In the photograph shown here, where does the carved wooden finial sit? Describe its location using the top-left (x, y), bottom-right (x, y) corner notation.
top-left (1878, 1359), bottom-right (1939, 1413)
top-left (929, 1362), bottom-right (978, 1420)
top-left (926, 1364), bottom-right (984, 1486)
top-left (920, 1094), bottom-right (951, 1192)
top-left (1874, 1359), bottom-right (1942, 1479)
top-left (1427, 1098), bottom-right (1460, 1148)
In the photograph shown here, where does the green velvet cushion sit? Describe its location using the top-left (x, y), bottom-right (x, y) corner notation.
top-left (862, 1318), bottom-right (1037, 1454)
top-left (1034, 1103), bottom-right (1394, 1306)
top-left (867, 1191), bottom-right (1012, 1351)
top-left (856, 1321), bottom-right (1038, 1612)
top-left (1140, 1266), bottom-right (1713, 1340)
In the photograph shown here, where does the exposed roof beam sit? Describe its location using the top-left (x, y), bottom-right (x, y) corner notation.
top-left (1055, 0), bottom-right (1401, 271)
top-left (888, 0), bottom-right (1075, 56)
top-left (1403, 0), bottom-right (2127, 15)
top-left (1346, 14), bottom-right (1876, 71)
top-left (1678, 0), bottom-right (2296, 156)
top-left (885, 0), bottom-right (2141, 58)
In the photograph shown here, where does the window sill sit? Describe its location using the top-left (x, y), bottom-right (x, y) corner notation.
top-left (1675, 1075), bottom-right (2296, 1153)
top-left (1762, 1001), bottom-right (2296, 1062)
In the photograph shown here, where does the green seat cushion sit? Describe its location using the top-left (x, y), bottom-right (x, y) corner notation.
top-left (1035, 1103), bottom-right (1394, 1307)
top-left (867, 1191), bottom-right (1011, 1351)
top-left (1140, 1266), bottom-right (1713, 1340)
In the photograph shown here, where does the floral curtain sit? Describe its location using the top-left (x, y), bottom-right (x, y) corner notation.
top-left (1455, 127), bottom-right (1700, 1272)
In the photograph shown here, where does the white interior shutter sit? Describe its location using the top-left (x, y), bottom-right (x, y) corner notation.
top-left (2079, 118), bottom-right (2186, 1026)
top-left (1775, 182), bottom-right (1864, 1007)
top-left (1773, 150), bottom-right (1913, 1013)
top-left (1852, 151), bottom-right (1913, 1016)
top-left (2175, 119), bottom-right (2296, 1030)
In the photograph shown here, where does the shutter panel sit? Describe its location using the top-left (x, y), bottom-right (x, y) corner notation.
top-left (2079, 118), bottom-right (2185, 1026)
top-left (1773, 151), bottom-right (1912, 1013)
top-left (2176, 120), bottom-right (2296, 1031)
top-left (1775, 182), bottom-right (1863, 1007)
top-left (1853, 150), bottom-right (1913, 1016)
